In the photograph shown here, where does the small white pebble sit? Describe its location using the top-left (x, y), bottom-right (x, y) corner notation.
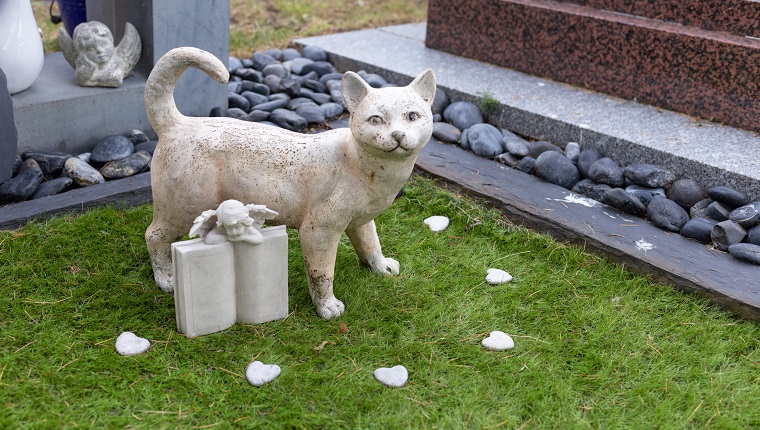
top-left (486, 268), bottom-right (513, 284)
top-left (424, 216), bottom-right (450, 232)
top-left (373, 365), bottom-right (408, 387)
top-left (115, 331), bottom-right (151, 356)
top-left (482, 331), bottom-right (515, 351)
top-left (245, 361), bottom-right (281, 387)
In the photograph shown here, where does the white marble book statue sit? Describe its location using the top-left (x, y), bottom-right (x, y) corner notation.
top-left (171, 200), bottom-right (288, 338)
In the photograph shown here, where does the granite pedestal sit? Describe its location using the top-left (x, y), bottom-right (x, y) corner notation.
top-left (426, 0), bottom-right (760, 133)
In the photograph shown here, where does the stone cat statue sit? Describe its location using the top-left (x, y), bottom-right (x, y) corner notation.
top-left (144, 47), bottom-right (435, 319)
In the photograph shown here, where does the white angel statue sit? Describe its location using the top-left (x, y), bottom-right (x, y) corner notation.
top-left (58, 21), bottom-right (141, 88)
top-left (189, 200), bottom-right (279, 245)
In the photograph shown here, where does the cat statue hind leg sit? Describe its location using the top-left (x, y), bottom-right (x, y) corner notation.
top-left (143, 47), bottom-right (435, 319)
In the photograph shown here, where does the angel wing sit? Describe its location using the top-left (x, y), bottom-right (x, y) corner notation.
top-left (245, 204), bottom-right (279, 229)
top-left (189, 209), bottom-right (217, 238)
top-left (58, 27), bottom-right (77, 69)
top-left (114, 22), bottom-right (142, 76)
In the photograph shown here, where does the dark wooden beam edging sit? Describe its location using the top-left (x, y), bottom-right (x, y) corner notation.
top-left (415, 140), bottom-right (760, 321)
top-left (0, 172), bottom-right (152, 230)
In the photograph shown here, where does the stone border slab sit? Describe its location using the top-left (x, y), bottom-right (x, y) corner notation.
top-left (0, 172), bottom-right (152, 230)
top-left (415, 140), bottom-right (760, 321)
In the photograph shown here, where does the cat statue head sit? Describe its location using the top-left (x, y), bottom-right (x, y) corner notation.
top-left (342, 69), bottom-right (436, 158)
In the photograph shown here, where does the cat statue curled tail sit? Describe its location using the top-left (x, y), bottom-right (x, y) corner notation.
top-left (143, 47), bottom-right (435, 319)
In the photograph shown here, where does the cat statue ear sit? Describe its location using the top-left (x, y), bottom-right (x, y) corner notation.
top-left (342, 71), bottom-right (371, 113)
top-left (409, 68), bottom-right (436, 107)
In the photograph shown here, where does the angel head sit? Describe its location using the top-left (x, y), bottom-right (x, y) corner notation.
top-left (73, 21), bottom-right (114, 65)
top-left (216, 200), bottom-right (258, 240)
top-left (58, 21), bottom-right (142, 88)
top-left (190, 200), bottom-right (279, 245)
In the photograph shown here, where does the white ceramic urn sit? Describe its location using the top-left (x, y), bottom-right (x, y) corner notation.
top-left (0, 0), bottom-right (45, 94)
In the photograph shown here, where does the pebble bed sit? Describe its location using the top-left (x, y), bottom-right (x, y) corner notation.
top-left (2, 45), bottom-right (758, 266)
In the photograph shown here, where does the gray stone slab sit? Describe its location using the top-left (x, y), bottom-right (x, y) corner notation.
top-left (12, 0), bottom-right (229, 156)
top-left (295, 23), bottom-right (760, 200)
top-left (11, 53), bottom-right (150, 155)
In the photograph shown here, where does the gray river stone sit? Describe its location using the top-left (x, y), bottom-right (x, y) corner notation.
top-left (680, 217), bottom-right (719, 243)
top-left (100, 151), bottom-right (152, 179)
top-left (22, 151), bottom-right (72, 178)
top-left (588, 157), bottom-right (625, 187)
top-left (647, 197), bottom-right (689, 232)
top-left (625, 185), bottom-right (665, 207)
top-left (228, 93), bottom-right (251, 112)
top-left (269, 109), bottom-right (307, 132)
top-left (587, 184), bottom-right (612, 202)
top-left (30, 177), bottom-right (73, 199)
top-left (623, 163), bottom-right (676, 188)
top-left (495, 152), bottom-right (520, 168)
top-left (534, 151), bottom-right (580, 189)
top-left (467, 123), bottom-right (503, 157)
top-left (706, 201), bottom-right (731, 222)
top-left (747, 225), bottom-right (760, 246)
top-left (577, 149), bottom-right (604, 179)
top-left (707, 186), bottom-right (749, 209)
top-left (241, 91), bottom-right (270, 107)
top-left (572, 179), bottom-right (596, 196)
top-left (564, 142), bottom-right (580, 163)
top-left (431, 89), bottom-right (449, 115)
top-left (128, 129), bottom-right (150, 145)
top-left (443, 101), bottom-right (483, 131)
top-left (295, 104), bottom-right (326, 124)
top-left (432, 122), bottom-right (461, 144)
top-left (517, 156), bottom-right (536, 174)
top-left (64, 157), bottom-right (105, 187)
top-left (0, 159), bottom-right (43, 204)
top-left (90, 135), bottom-right (134, 167)
top-left (729, 202), bottom-right (760, 228)
top-left (666, 179), bottom-right (704, 210)
top-left (689, 198), bottom-right (713, 218)
top-left (728, 243), bottom-right (760, 265)
top-left (245, 110), bottom-right (270, 122)
top-left (602, 188), bottom-right (647, 217)
top-left (504, 137), bottom-right (530, 158)
top-left (321, 102), bottom-right (344, 119)
top-left (528, 140), bottom-right (562, 159)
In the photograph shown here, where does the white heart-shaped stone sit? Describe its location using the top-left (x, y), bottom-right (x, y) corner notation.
top-left (481, 330), bottom-right (515, 351)
top-left (374, 365), bottom-right (408, 388)
top-left (115, 331), bottom-right (151, 356)
top-left (424, 216), bottom-right (450, 232)
top-left (245, 361), bottom-right (281, 387)
top-left (486, 268), bottom-right (513, 284)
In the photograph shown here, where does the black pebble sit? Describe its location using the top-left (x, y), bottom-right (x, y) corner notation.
top-left (707, 186), bottom-right (749, 209)
top-left (577, 149), bottom-right (604, 179)
top-left (602, 188), bottom-right (647, 217)
top-left (680, 217), bottom-right (718, 243)
top-left (666, 179), bottom-right (704, 210)
top-left (30, 177), bottom-right (73, 199)
top-left (90, 135), bottom-right (134, 167)
top-left (647, 197), bottom-right (689, 232)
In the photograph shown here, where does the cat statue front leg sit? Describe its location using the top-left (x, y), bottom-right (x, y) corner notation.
top-left (299, 223), bottom-right (346, 319)
top-left (346, 220), bottom-right (400, 276)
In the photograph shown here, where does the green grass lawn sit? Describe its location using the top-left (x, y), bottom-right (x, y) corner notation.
top-left (1, 177), bottom-right (759, 428)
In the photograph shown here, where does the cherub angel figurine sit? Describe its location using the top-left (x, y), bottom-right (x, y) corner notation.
top-left (189, 200), bottom-right (279, 245)
top-left (58, 21), bottom-right (141, 88)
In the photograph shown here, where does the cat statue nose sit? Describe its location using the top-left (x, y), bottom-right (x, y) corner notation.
top-left (392, 131), bottom-right (405, 143)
